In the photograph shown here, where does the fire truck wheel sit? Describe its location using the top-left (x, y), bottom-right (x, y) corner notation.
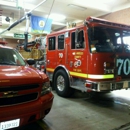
top-left (54, 69), bottom-right (74, 97)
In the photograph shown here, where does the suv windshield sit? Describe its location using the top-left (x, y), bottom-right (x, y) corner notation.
top-left (0, 48), bottom-right (26, 66)
top-left (88, 26), bottom-right (130, 53)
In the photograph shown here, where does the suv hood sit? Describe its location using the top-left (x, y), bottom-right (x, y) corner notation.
top-left (0, 65), bottom-right (45, 85)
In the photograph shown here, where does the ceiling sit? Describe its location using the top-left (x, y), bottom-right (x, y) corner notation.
top-left (0, 0), bottom-right (130, 39)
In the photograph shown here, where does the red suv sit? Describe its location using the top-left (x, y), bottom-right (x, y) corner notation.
top-left (0, 41), bottom-right (54, 130)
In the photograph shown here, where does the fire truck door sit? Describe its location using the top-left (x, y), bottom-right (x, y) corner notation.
top-left (67, 29), bottom-right (87, 78)
top-left (46, 36), bottom-right (57, 71)
top-left (57, 34), bottom-right (66, 65)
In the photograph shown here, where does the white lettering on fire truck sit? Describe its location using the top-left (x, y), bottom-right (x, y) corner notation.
top-left (116, 58), bottom-right (130, 75)
top-left (59, 53), bottom-right (63, 58)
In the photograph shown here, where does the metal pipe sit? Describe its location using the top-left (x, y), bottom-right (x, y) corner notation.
top-left (24, 14), bottom-right (30, 52)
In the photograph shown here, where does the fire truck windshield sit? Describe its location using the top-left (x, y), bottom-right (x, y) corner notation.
top-left (88, 26), bottom-right (130, 53)
top-left (0, 48), bottom-right (26, 66)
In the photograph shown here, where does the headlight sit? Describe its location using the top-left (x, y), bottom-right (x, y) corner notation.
top-left (41, 81), bottom-right (51, 96)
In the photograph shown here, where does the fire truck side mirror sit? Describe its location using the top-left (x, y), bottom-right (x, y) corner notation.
top-left (75, 29), bottom-right (79, 44)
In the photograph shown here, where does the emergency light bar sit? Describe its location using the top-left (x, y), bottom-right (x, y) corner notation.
top-left (86, 16), bottom-right (130, 29)
top-left (0, 41), bottom-right (7, 45)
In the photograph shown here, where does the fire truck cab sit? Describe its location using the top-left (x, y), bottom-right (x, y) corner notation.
top-left (46, 16), bottom-right (130, 97)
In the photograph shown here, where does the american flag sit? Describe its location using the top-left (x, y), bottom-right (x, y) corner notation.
top-left (0, 10), bottom-right (2, 26)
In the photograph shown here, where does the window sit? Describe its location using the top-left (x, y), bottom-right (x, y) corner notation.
top-left (76, 30), bottom-right (84, 48)
top-left (0, 48), bottom-right (26, 66)
top-left (71, 30), bottom-right (85, 49)
top-left (71, 32), bottom-right (75, 49)
top-left (48, 37), bottom-right (56, 50)
top-left (88, 27), bottom-right (125, 53)
top-left (58, 34), bottom-right (64, 49)
top-left (122, 31), bottom-right (130, 52)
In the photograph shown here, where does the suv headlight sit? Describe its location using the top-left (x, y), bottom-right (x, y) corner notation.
top-left (41, 81), bottom-right (51, 96)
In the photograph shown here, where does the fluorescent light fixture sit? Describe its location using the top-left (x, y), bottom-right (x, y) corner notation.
top-left (4, 33), bottom-right (13, 37)
top-left (16, 0), bottom-right (24, 9)
top-left (52, 21), bottom-right (66, 26)
top-left (0, 0), bottom-right (16, 7)
top-left (19, 27), bottom-right (25, 31)
top-left (68, 4), bottom-right (87, 11)
top-left (20, 27), bottom-right (31, 32)
top-left (46, 13), bottom-right (66, 21)
top-left (0, 29), bottom-right (3, 32)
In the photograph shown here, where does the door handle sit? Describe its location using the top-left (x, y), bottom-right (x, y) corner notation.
top-left (47, 60), bottom-right (50, 65)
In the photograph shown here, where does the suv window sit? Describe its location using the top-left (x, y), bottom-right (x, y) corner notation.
top-left (0, 48), bottom-right (26, 66)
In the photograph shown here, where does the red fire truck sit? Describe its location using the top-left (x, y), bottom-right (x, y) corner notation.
top-left (0, 41), bottom-right (53, 129)
top-left (45, 16), bottom-right (130, 97)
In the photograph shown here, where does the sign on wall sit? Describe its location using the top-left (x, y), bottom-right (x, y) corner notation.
top-left (14, 33), bottom-right (32, 39)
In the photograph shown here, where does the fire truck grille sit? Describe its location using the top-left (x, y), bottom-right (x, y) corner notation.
top-left (0, 93), bottom-right (38, 106)
top-left (0, 84), bottom-right (39, 92)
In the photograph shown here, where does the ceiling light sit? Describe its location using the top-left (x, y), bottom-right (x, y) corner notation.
top-left (4, 33), bottom-right (13, 37)
top-left (0, 0), bottom-right (16, 7)
top-left (0, 29), bottom-right (3, 32)
top-left (20, 27), bottom-right (31, 32)
top-left (16, 0), bottom-right (24, 9)
top-left (52, 21), bottom-right (66, 26)
top-left (49, 13), bottom-right (66, 21)
top-left (68, 4), bottom-right (87, 11)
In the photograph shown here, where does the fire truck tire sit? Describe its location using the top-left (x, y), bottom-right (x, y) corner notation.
top-left (54, 69), bottom-right (74, 97)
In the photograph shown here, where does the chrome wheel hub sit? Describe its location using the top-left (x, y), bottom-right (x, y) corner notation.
top-left (57, 75), bottom-right (65, 91)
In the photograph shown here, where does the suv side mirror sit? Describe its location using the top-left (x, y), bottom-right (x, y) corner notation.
top-left (26, 58), bottom-right (35, 65)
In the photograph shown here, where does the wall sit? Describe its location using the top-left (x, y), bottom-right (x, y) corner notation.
top-left (0, 35), bottom-right (35, 48)
top-left (0, 38), bottom-right (20, 48)
top-left (1, 8), bottom-right (130, 48)
top-left (99, 8), bottom-right (130, 25)
top-left (54, 8), bottom-right (130, 32)
top-left (0, 34), bottom-right (47, 48)
top-left (64, 8), bottom-right (130, 28)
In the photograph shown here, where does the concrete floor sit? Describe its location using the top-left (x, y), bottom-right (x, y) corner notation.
top-left (14, 89), bottom-right (130, 130)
